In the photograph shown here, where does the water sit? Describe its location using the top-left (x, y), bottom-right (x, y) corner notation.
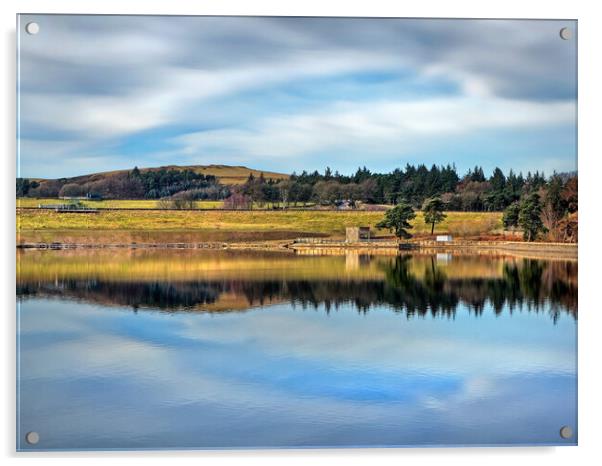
top-left (16, 249), bottom-right (577, 450)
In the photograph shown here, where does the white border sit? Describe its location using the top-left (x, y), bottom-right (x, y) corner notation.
top-left (2, 1), bottom-right (601, 465)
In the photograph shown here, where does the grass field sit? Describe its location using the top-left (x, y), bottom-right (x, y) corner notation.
top-left (17, 198), bottom-right (317, 210)
top-left (17, 198), bottom-right (225, 209)
top-left (17, 208), bottom-right (503, 240)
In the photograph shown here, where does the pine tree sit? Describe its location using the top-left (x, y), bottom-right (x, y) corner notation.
top-left (503, 202), bottom-right (520, 229)
top-left (490, 167), bottom-right (506, 192)
top-left (376, 202), bottom-right (416, 240)
top-left (422, 197), bottom-right (447, 234)
top-left (518, 193), bottom-right (546, 241)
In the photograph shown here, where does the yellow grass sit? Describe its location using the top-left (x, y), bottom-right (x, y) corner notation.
top-left (17, 198), bottom-right (313, 209)
top-left (17, 208), bottom-right (502, 238)
top-left (190, 165), bottom-right (289, 184)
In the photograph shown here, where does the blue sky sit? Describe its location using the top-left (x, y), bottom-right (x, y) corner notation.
top-left (17, 16), bottom-right (577, 179)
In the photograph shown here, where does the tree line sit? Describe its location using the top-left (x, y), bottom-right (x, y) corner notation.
top-left (17, 167), bottom-right (229, 201)
top-left (223, 164), bottom-right (565, 212)
top-left (375, 173), bottom-right (577, 242)
top-left (502, 175), bottom-right (577, 242)
top-left (16, 164), bottom-right (577, 233)
top-left (17, 164), bottom-right (545, 209)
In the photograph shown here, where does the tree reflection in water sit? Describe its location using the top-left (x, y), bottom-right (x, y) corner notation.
top-left (17, 254), bottom-right (577, 322)
top-left (380, 256), bottom-right (576, 322)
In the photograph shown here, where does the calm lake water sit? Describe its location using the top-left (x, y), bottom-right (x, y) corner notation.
top-left (16, 249), bottom-right (577, 450)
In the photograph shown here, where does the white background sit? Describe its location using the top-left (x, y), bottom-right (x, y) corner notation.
top-left (1, 1), bottom-right (600, 465)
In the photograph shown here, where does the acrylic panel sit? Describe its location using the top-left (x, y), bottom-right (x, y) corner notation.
top-left (16, 15), bottom-right (578, 451)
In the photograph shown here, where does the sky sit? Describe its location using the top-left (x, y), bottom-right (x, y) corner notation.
top-left (17, 15), bottom-right (577, 179)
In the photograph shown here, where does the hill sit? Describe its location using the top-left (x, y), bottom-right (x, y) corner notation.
top-left (17, 164), bottom-right (290, 200)
top-left (65, 164), bottom-right (289, 186)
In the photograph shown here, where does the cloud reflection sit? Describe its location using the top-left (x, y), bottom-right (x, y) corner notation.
top-left (18, 294), bottom-right (576, 449)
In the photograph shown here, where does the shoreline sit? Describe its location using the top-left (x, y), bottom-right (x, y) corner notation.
top-left (292, 239), bottom-right (577, 260)
top-left (16, 238), bottom-right (577, 259)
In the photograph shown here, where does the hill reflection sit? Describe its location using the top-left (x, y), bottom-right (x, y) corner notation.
top-left (17, 253), bottom-right (577, 321)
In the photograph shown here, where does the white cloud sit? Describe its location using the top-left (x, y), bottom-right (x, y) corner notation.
top-left (20, 50), bottom-right (400, 139)
top-left (173, 97), bottom-right (575, 159)
top-left (21, 93), bottom-right (169, 137)
top-left (17, 15), bottom-right (577, 177)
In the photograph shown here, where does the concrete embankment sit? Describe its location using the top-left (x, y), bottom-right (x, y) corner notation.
top-left (16, 238), bottom-right (577, 259)
top-left (290, 238), bottom-right (577, 259)
top-left (16, 240), bottom-right (293, 251)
